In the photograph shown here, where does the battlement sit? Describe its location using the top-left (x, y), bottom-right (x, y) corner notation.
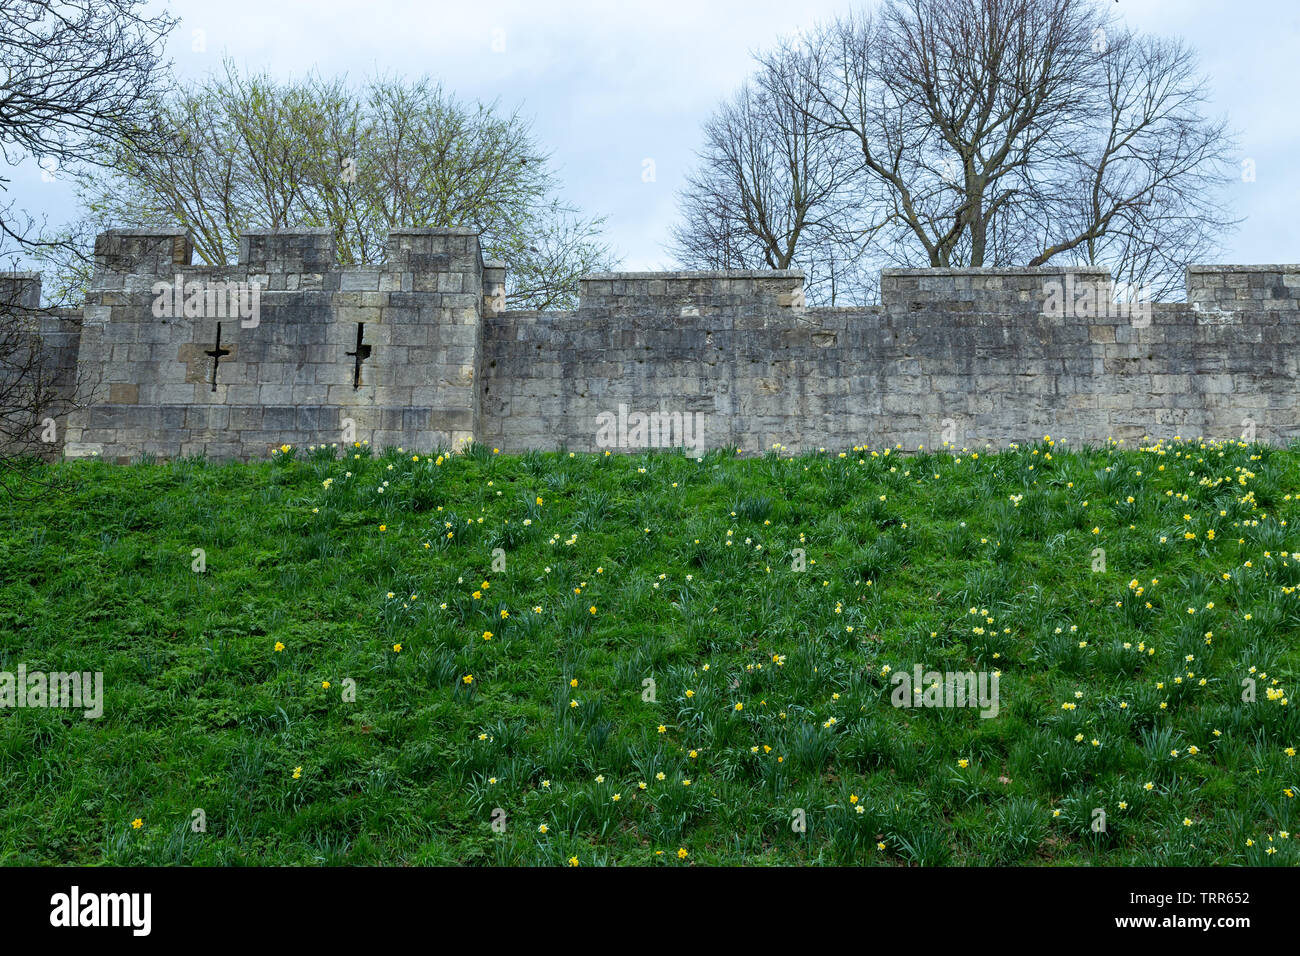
top-left (1185, 264), bottom-right (1300, 312)
top-left (577, 270), bottom-right (806, 314)
top-left (4, 227), bottom-right (1298, 461)
top-left (238, 228), bottom-right (337, 273)
top-left (1, 271), bottom-right (45, 311)
top-left (65, 227), bottom-right (491, 461)
top-left (481, 261), bottom-right (1300, 454)
top-left (881, 266), bottom-right (1114, 313)
top-left (93, 229), bottom-right (194, 280)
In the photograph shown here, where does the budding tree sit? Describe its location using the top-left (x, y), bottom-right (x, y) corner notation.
top-left (57, 63), bottom-right (616, 310)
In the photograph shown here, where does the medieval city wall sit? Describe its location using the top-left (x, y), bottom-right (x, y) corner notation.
top-left (7, 228), bottom-right (1297, 461)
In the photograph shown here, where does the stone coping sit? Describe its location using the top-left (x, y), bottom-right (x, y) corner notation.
top-left (1186, 264), bottom-right (1300, 273)
top-left (881, 266), bottom-right (1111, 276)
top-left (582, 270), bottom-right (805, 281)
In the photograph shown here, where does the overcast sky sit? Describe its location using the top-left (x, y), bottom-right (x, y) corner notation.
top-left (10, 0), bottom-right (1299, 272)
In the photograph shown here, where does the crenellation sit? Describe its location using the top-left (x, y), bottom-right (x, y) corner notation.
top-left (6, 235), bottom-right (1298, 461)
top-left (49, 227), bottom-right (490, 459)
top-left (239, 228), bottom-right (337, 272)
top-left (93, 229), bottom-right (193, 278)
top-left (2, 271), bottom-right (43, 311)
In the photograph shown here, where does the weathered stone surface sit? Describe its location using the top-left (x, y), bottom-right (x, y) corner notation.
top-left (9, 238), bottom-right (1297, 462)
top-left (54, 228), bottom-right (486, 459)
top-left (482, 265), bottom-right (1300, 453)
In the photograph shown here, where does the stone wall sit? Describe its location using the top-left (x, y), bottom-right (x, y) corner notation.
top-left (0, 272), bottom-right (82, 460)
top-left (64, 227), bottom-right (496, 462)
top-left (13, 227), bottom-right (1296, 461)
top-left (481, 265), bottom-right (1300, 453)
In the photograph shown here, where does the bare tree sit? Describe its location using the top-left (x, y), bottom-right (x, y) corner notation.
top-left (0, 0), bottom-right (176, 273)
top-left (0, 0), bottom-right (173, 483)
top-left (671, 57), bottom-right (884, 305)
top-left (680, 0), bottom-right (1237, 301)
top-left (1020, 28), bottom-right (1237, 299)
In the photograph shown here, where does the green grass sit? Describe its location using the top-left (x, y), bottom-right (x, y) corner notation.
top-left (0, 437), bottom-right (1298, 866)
